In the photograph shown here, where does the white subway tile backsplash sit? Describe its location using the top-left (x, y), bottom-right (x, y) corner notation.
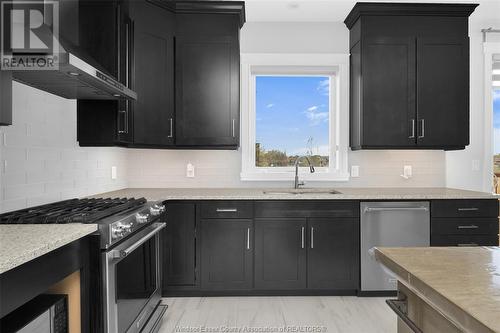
top-left (0, 83), bottom-right (128, 213)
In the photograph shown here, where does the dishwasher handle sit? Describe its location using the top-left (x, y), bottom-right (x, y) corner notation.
top-left (364, 207), bottom-right (429, 213)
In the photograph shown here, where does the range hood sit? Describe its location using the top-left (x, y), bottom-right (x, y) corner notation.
top-left (11, 36), bottom-right (137, 101)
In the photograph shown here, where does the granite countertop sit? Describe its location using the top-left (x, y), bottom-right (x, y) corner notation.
top-left (91, 187), bottom-right (499, 201)
top-left (374, 247), bottom-right (500, 333)
top-left (0, 224), bottom-right (98, 274)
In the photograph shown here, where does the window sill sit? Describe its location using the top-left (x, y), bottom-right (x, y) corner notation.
top-left (240, 171), bottom-right (350, 182)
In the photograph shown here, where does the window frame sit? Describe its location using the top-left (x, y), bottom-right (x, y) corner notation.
top-left (240, 53), bottom-right (349, 181)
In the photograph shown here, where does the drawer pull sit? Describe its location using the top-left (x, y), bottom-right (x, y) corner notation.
top-left (310, 227), bottom-right (314, 249)
top-left (457, 225), bottom-right (479, 230)
top-left (457, 243), bottom-right (478, 247)
top-left (301, 227), bottom-right (305, 249)
top-left (386, 300), bottom-right (423, 333)
top-left (457, 207), bottom-right (479, 211)
top-left (216, 208), bottom-right (238, 213)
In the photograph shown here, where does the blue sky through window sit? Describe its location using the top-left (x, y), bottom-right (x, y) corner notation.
top-left (255, 76), bottom-right (330, 164)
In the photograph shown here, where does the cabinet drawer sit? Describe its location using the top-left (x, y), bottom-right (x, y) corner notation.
top-left (431, 234), bottom-right (499, 247)
top-left (431, 200), bottom-right (498, 218)
top-left (254, 201), bottom-right (359, 218)
top-left (431, 218), bottom-right (499, 235)
top-left (200, 201), bottom-right (253, 219)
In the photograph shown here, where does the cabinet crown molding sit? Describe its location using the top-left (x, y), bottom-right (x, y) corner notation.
top-left (147, 0), bottom-right (246, 28)
top-left (344, 2), bottom-right (478, 29)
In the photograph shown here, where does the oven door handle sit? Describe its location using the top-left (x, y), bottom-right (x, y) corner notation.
top-left (112, 223), bottom-right (166, 259)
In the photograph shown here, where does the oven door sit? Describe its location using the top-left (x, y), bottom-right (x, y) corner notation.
top-left (104, 222), bottom-right (166, 333)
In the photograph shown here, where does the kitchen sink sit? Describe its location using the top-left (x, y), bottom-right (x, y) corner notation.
top-left (263, 189), bottom-right (342, 195)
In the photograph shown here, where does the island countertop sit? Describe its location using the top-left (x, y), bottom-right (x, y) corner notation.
top-left (90, 187), bottom-right (498, 201)
top-left (374, 247), bottom-right (500, 333)
top-left (0, 224), bottom-right (98, 274)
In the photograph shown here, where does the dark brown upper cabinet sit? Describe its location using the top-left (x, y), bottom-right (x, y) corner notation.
top-left (130, 0), bottom-right (175, 147)
top-left (344, 3), bottom-right (477, 151)
top-left (0, 71), bottom-right (12, 126)
top-left (77, 0), bottom-right (135, 146)
top-left (174, 13), bottom-right (241, 148)
top-left (77, 0), bottom-right (245, 149)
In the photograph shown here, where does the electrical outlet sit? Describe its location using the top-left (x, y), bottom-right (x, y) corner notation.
top-left (111, 166), bottom-right (117, 180)
top-left (186, 163), bottom-right (195, 178)
top-left (351, 165), bottom-right (360, 178)
top-left (401, 165), bottom-right (412, 179)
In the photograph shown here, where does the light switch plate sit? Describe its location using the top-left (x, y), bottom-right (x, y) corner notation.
top-left (111, 166), bottom-right (117, 180)
top-left (472, 159), bottom-right (480, 171)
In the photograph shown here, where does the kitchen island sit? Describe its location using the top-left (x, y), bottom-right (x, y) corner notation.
top-left (0, 224), bottom-right (97, 331)
top-left (374, 247), bottom-right (500, 333)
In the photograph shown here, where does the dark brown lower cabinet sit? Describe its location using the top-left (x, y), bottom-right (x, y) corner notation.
top-left (307, 218), bottom-right (359, 290)
top-left (163, 200), bottom-right (360, 295)
top-left (163, 203), bottom-right (196, 290)
top-left (200, 219), bottom-right (253, 290)
top-left (254, 219), bottom-right (307, 290)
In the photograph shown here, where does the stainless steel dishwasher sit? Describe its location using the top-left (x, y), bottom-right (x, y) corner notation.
top-left (360, 202), bottom-right (430, 292)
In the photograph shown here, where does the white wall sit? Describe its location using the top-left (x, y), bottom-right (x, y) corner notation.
top-left (0, 83), bottom-right (128, 213)
top-left (445, 0), bottom-right (500, 192)
top-left (128, 21), bottom-right (446, 189)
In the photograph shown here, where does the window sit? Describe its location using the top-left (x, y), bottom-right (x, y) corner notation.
top-left (240, 54), bottom-right (349, 181)
top-left (493, 54), bottom-right (500, 193)
top-left (255, 75), bottom-right (331, 168)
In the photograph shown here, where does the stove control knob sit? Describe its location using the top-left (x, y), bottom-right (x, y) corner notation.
top-left (150, 204), bottom-right (165, 216)
top-left (111, 225), bottom-right (125, 239)
top-left (136, 212), bottom-right (150, 224)
top-left (111, 222), bottom-right (133, 239)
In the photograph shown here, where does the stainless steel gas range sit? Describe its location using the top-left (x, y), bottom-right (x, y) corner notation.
top-left (0, 197), bottom-right (167, 333)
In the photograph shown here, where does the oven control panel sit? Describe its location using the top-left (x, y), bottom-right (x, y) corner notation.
top-left (108, 202), bottom-right (165, 243)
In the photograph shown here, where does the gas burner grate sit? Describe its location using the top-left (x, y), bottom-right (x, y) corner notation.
top-left (0, 197), bottom-right (147, 224)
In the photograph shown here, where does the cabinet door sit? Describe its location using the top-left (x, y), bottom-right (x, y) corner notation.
top-left (361, 37), bottom-right (416, 148)
top-left (416, 37), bottom-right (469, 148)
top-left (175, 35), bottom-right (239, 147)
top-left (163, 203), bottom-right (196, 291)
top-left (201, 219), bottom-right (253, 290)
top-left (131, 2), bottom-right (175, 146)
top-left (0, 70), bottom-right (12, 126)
top-left (254, 219), bottom-right (307, 290)
top-left (307, 218), bottom-right (359, 290)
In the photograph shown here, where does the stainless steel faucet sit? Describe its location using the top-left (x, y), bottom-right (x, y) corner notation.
top-left (294, 156), bottom-right (315, 189)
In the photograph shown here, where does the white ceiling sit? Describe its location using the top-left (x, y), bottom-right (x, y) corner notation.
top-left (240, 0), bottom-right (497, 22)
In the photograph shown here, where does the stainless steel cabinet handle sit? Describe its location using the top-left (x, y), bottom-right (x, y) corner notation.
top-left (364, 207), bottom-right (429, 213)
top-left (310, 227), bottom-right (314, 249)
top-left (232, 119), bottom-right (236, 137)
top-left (301, 226), bottom-right (305, 249)
top-left (216, 208), bottom-right (238, 213)
top-left (118, 110), bottom-right (127, 134)
top-left (409, 119), bottom-right (415, 139)
top-left (168, 118), bottom-right (173, 138)
top-left (457, 225), bottom-right (479, 229)
top-left (111, 223), bottom-right (165, 259)
top-left (458, 243), bottom-right (478, 247)
top-left (458, 207), bottom-right (479, 211)
top-left (247, 228), bottom-right (250, 250)
top-left (418, 119), bottom-right (425, 138)
top-left (386, 300), bottom-right (423, 333)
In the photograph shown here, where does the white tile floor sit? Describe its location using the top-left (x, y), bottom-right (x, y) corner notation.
top-left (159, 297), bottom-right (396, 333)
